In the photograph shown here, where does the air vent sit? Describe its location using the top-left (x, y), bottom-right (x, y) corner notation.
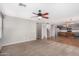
top-left (19, 3), bottom-right (26, 7)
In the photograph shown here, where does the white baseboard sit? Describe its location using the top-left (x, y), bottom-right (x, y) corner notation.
top-left (2, 39), bottom-right (36, 47)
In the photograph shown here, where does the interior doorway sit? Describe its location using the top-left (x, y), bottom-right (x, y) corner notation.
top-left (36, 23), bottom-right (52, 40)
top-left (36, 23), bottom-right (42, 40)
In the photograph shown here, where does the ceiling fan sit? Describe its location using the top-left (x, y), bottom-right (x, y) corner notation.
top-left (32, 10), bottom-right (49, 19)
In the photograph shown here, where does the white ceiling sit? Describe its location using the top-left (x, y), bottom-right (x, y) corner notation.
top-left (1, 3), bottom-right (79, 24)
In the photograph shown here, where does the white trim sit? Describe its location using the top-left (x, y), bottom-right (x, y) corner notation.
top-left (2, 39), bottom-right (36, 46)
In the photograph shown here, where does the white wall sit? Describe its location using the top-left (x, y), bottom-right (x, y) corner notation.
top-left (0, 4), bottom-right (2, 50)
top-left (0, 13), bottom-right (2, 50)
top-left (42, 24), bottom-right (47, 39)
top-left (2, 16), bottom-right (36, 46)
top-left (0, 18), bottom-right (1, 40)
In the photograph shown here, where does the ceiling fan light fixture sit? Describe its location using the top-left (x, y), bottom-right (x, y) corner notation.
top-left (38, 16), bottom-right (42, 19)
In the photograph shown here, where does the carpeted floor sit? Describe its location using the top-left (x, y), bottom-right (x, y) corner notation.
top-left (1, 39), bottom-right (79, 56)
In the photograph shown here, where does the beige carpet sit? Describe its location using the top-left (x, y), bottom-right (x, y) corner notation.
top-left (1, 39), bottom-right (79, 56)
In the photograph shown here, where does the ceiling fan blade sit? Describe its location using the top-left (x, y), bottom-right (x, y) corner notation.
top-left (32, 12), bottom-right (37, 15)
top-left (43, 13), bottom-right (48, 15)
